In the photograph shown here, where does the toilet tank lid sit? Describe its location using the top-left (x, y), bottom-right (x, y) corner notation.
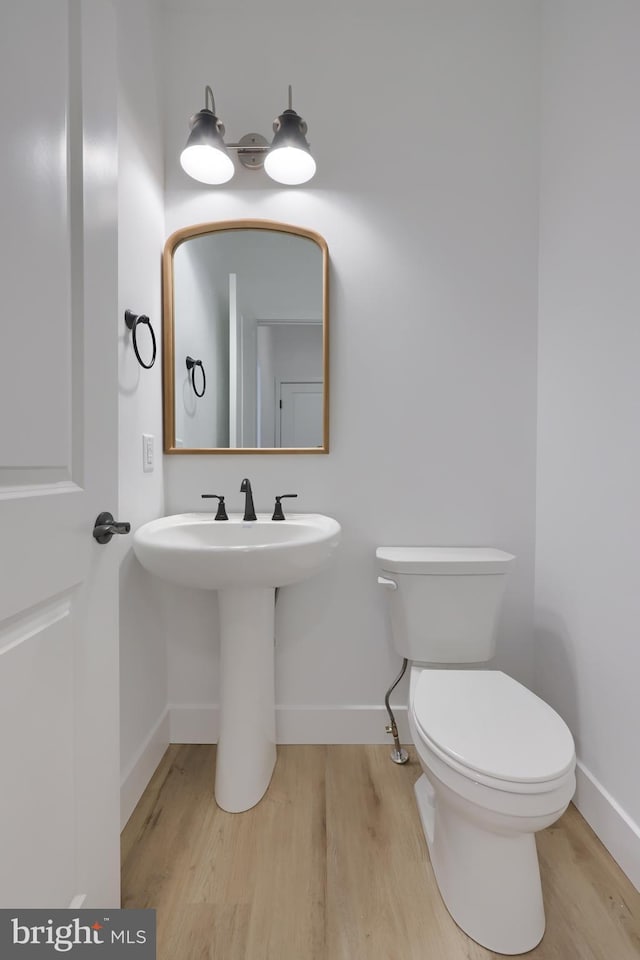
top-left (376, 547), bottom-right (515, 574)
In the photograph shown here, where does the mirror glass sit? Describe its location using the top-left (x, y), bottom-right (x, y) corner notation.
top-left (163, 221), bottom-right (328, 453)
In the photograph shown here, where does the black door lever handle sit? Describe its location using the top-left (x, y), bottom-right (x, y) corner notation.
top-left (93, 512), bottom-right (131, 544)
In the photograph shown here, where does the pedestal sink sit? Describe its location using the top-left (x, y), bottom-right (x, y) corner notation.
top-left (133, 512), bottom-right (341, 812)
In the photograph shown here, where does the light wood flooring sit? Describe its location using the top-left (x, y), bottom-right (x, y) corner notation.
top-left (121, 744), bottom-right (640, 960)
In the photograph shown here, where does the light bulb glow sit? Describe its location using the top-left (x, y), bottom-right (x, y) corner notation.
top-left (264, 146), bottom-right (316, 185)
top-left (180, 144), bottom-right (234, 185)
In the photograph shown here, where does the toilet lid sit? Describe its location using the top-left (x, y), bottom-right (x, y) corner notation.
top-left (413, 670), bottom-right (575, 784)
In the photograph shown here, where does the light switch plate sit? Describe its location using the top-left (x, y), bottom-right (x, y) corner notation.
top-left (142, 434), bottom-right (154, 473)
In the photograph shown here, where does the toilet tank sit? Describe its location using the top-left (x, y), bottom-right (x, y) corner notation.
top-left (376, 547), bottom-right (515, 664)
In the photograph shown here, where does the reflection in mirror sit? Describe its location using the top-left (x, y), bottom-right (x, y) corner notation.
top-left (163, 222), bottom-right (328, 453)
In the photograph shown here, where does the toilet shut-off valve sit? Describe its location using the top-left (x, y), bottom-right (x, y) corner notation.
top-left (378, 574), bottom-right (409, 764)
top-left (384, 657), bottom-right (409, 765)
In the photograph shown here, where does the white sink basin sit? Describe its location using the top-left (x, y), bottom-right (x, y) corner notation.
top-left (133, 512), bottom-right (341, 590)
top-left (132, 509), bottom-right (341, 814)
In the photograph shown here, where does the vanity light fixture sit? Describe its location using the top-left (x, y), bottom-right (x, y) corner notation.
top-left (180, 86), bottom-right (234, 184)
top-left (180, 85), bottom-right (316, 186)
top-left (264, 87), bottom-right (316, 185)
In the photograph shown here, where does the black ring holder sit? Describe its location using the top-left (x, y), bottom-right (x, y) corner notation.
top-left (125, 310), bottom-right (157, 369)
top-left (186, 356), bottom-right (206, 397)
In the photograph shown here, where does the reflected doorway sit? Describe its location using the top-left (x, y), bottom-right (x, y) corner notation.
top-left (277, 380), bottom-right (324, 447)
top-left (256, 320), bottom-right (323, 447)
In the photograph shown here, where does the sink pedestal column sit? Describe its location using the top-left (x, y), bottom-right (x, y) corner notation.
top-left (215, 586), bottom-right (277, 812)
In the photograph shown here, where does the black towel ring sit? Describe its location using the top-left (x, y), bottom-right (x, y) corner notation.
top-left (186, 356), bottom-right (206, 397)
top-left (125, 310), bottom-right (157, 370)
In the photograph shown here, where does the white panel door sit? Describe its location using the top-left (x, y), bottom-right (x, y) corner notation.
top-left (278, 381), bottom-right (324, 447)
top-left (0, 0), bottom-right (121, 907)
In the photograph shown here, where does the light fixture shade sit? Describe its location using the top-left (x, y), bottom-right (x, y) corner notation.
top-left (264, 108), bottom-right (316, 185)
top-left (180, 109), bottom-right (234, 185)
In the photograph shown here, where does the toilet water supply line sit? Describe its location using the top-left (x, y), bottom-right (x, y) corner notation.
top-left (384, 658), bottom-right (409, 764)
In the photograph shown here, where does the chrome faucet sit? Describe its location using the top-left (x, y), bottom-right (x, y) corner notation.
top-left (240, 478), bottom-right (257, 521)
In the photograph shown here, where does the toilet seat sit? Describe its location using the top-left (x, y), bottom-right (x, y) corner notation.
top-left (412, 670), bottom-right (575, 790)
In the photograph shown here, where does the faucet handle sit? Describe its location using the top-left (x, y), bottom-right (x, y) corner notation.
top-left (272, 494), bottom-right (298, 521)
top-left (201, 494), bottom-right (228, 521)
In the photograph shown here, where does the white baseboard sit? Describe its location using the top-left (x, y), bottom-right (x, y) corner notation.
top-left (120, 707), bottom-right (170, 830)
top-left (168, 703), bottom-right (411, 745)
top-left (276, 704), bottom-right (411, 743)
top-left (574, 759), bottom-right (640, 891)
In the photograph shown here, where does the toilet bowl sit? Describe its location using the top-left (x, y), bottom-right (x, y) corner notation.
top-left (409, 666), bottom-right (575, 955)
top-left (376, 546), bottom-right (576, 955)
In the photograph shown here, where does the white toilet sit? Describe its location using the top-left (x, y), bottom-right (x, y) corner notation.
top-left (376, 547), bottom-right (576, 955)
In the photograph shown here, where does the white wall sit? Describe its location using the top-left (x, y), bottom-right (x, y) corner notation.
top-left (115, 0), bottom-right (168, 827)
top-left (271, 325), bottom-right (322, 384)
top-left (536, 0), bottom-right (640, 888)
top-left (159, 0), bottom-right (541, 743)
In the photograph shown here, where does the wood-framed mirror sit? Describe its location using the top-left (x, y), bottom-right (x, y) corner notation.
top-left (162, 220), bottom-right (329, 454)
